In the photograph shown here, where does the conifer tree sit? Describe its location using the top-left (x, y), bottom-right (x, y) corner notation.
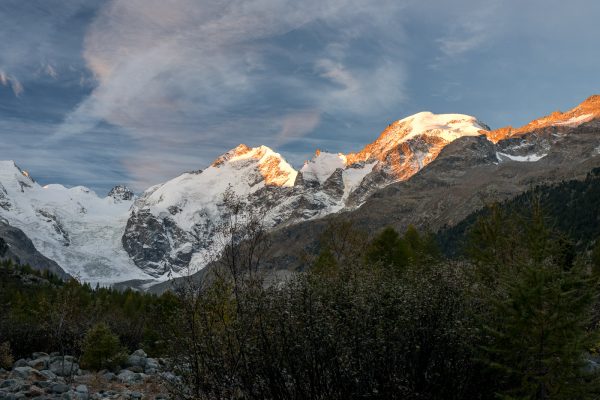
top-left (475, 199), bottom-right (600, 399)
top-left (364, 227), bottom-right (410, 273)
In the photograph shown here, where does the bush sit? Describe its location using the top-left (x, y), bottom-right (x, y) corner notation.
top-left (0, 341), bottom-right (13, 369)
top-left (80, 323), bottom-right (126, 371)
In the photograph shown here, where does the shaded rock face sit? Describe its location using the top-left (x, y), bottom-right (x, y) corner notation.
top-left (108, 185), bottom-right (134, 202)
top-left (0, 220), bottom-right (69, 279)
top-left (122, 210), bottom-right (201, 277)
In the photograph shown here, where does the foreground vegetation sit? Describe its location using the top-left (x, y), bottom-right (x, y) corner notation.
top-left (1, 183), bottom-right (600, 399)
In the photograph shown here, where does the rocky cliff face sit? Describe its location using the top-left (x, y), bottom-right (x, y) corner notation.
top-left (0, 218), bottom-right (69, 279)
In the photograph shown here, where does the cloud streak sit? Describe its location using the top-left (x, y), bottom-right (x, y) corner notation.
top-left (54, 0), bottom-right (408, 187)
top-left (0, 70), bottom-right (23, 96)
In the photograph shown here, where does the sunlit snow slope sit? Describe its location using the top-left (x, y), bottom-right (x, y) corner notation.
top-left (0, 161), bottom-right (153, 285)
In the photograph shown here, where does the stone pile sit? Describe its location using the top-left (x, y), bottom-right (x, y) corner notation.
top-left (0, 350), bottom-right (169, 399)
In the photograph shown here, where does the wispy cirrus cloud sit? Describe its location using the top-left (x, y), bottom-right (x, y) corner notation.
top-left (433, 1), bottom-right (500, 62)
top-left (53, 0), bottom-right (408, 188)
top-left (0, 0), bottom-right (103, 96)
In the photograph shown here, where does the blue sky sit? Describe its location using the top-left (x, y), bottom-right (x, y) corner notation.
top-left (1, 0), bottom-right (599, 193)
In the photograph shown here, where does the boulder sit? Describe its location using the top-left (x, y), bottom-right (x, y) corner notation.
top-left (102, 372), bottom-right (116, 382)
top-left (144, 358), bottom-right (160, 373)
top-left (50, 355), bottom-right (75, 364)
top-left (51, 382), bottom-right (69, 393)
top-left (9, 366), bottom-right (35, 380)
top-left (49, 360), bottom-right (79, 377)
top-left (126, 355), bottom-right (146, 369)
top-left (38, 369), bottom-right (57, 381)
top-left (0, 379), bottom-right (18, 389)
top-left (117, 369), bottom-right (144, 384)
top-left (27, 357), bottom-right (48, 370)
top-left (76, 384), bottom-right (88, 393)
top-left (131, 350), bottom-right (147, 358)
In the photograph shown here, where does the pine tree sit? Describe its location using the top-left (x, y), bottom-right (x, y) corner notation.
top-left (477, 199), bottom-right (600, 399)
top-left (364, 227), bottom-right (410, 273)
top-left (80, 322), bottom-right (126, 371)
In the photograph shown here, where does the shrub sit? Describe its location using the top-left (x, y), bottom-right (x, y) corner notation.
top-left (80, 323), bottom-right (126, 371)
top-left (0, 341), bottom-right (13, 369)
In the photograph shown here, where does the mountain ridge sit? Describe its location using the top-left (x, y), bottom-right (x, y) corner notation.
top-left (1, 95), bottom-right (599, 286)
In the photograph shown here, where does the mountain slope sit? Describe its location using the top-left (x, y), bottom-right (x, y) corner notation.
top-left (0, 219), bottom-right (69, 279)
top-left (123, 112), bottom-right (488, 278)
top-left (0, 161), bottom-right (152, 284)
top-left (262, 111), bottom-right (600, 273)
top-left (435, 167), bottom-right (600, 258)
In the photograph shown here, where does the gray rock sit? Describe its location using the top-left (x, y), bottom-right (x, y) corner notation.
top-left (50, 356), bottom-right (75, 364)
top-left (0, 379), bottom-right (18, 389)
top-left (127, 366), bottom-right (143, 374)
top-left (131, 350), bottom-right (147, 358)
top-left (51, 383), bottom-right (69, 393)
top-left (75, 385), bottom-right (88, 393)
top-left (130, 392), bottom-right (142, 399)
top-left (63, 389), bottom-right (89, 400)
top-left (117, 370), bottom-right (143, 384)
top-left (0, 220), bottom-right (69, 279)
top-left (31, 352), bottom-right (48, 359)
top-left (49, 360), bottom-right (79, 377)
top-left (9, 367), bottom-right (35, 380)
top-left (101, 372), bottom-right (116, 382)
top-left (144, 358), bottom-right (159, 372)
top-left (125, 356), bottom-right (145, 369)
top-left (2, 393), bottom-right (22, 400)
top-left (38, 370), bottom-right (57, 381)
top-left (25, 385), bottom-right (45, 397)
top-left (27, 357), bottom-right (48, 370)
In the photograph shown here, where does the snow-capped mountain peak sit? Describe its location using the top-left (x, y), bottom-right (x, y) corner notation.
top-left (211, 144), bottom-right (297, 187)
top-left (487, 95), bottom-right (600, 142)
top-left (300, 150), bottom-right (346, 184)
top-left (347, 112), bottom-right (489, 165)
